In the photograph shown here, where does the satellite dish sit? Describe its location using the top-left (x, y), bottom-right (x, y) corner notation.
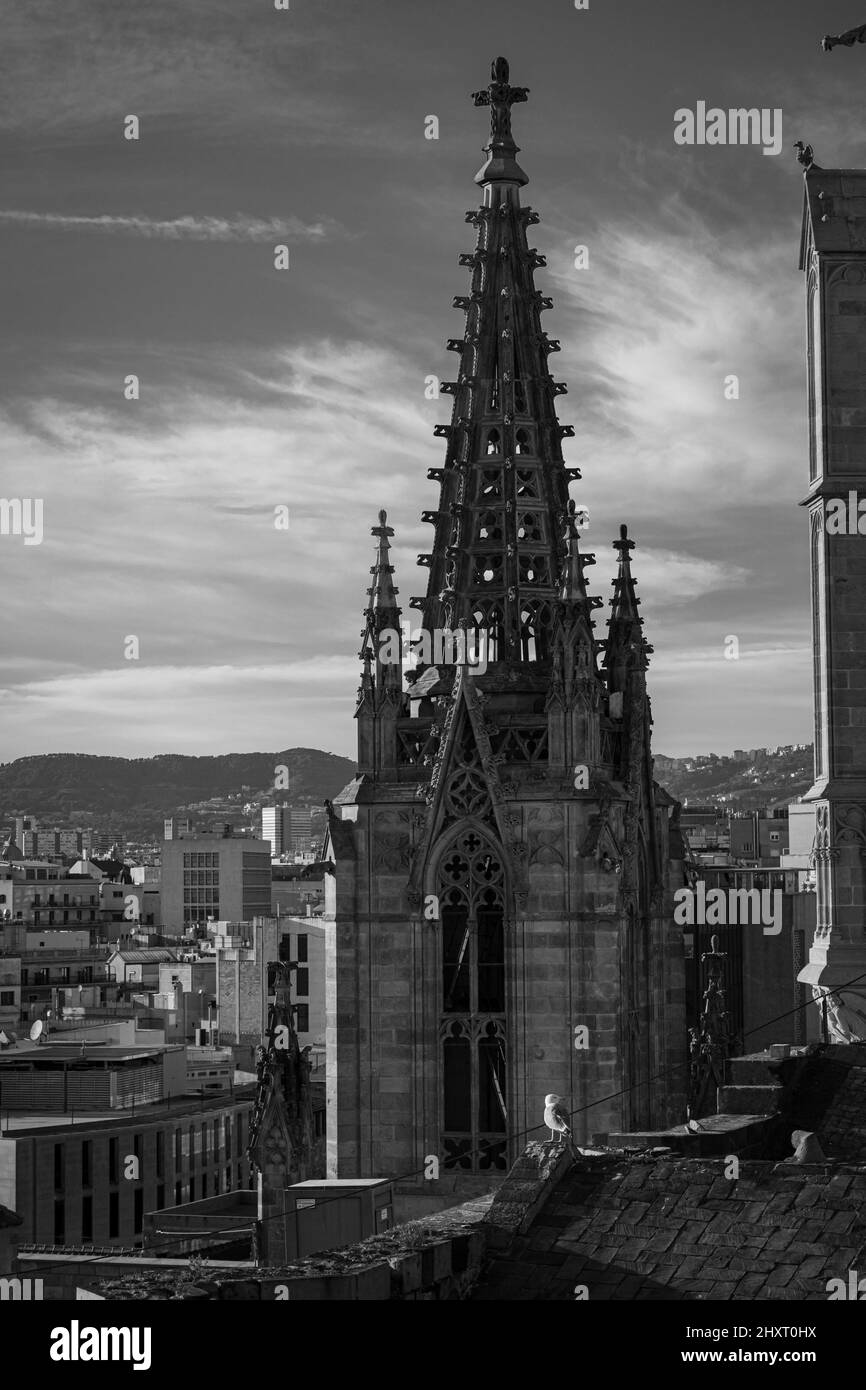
top-left (45, 1008), bottom-right (53, 1019)
top-left (29, 1020), bottom-right (43, 1043)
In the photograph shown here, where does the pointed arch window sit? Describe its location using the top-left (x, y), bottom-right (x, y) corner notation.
top-left (515, 428), bottom-right (532, 455)
top-left (438, 829), bottom-right (508, 1173)
top-left (485, 429), bottom-right (502, 456)
top-left (519, 602), bottom-right (552, 662)
top-left (472, 603), bottom-right (503, 664)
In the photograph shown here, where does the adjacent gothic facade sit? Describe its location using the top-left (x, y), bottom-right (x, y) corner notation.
top-left (797, 163), bottom-right (866, 1040)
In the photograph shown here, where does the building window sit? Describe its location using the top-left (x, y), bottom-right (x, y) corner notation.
top-left (175, 1129), bottom-right (182, 1170)
top-left (295, 1004), bottom-right (309, 1032)
top-left (54, 1199), bottom-right (65, 1244)
top-left (81, 1141), bottom-right (92, 1189)
top-left (156, 1183), bottom-right (165, 1211)
top-left (156, 1132), bottom-right (164, 1178)
top-left (201, 1173), bottom-right (208, 1199)
top-left (225, 1165), bottom-right (232, 1191)
top-left (133, 1133), bottom-right (142, 1161)
top-left (438, 830), bottom-right (508, 1174)
top-left (109, 1192), bottom-right (119, 1239)
top-left (189, 1176), bottom-right (196, 1201)
top-left (0, 992), bottom-right (13, 1006)
top-left (109, 1138), bottom-right (119, 1185)
top-left (54, 1144), bottom-right (65, 1192)
top-left (296, 934), bottom-right (308, 963)
top-left (175, 1181), bottom-right (182, 1206)
top-left (515, 427), bottom-right (532, 455)
top-left (133, 1189), bottom-right (143, 1235)
top-left (295, 968), bottom-right (309, 998)
top-left (81, 1195), bottom-right (93, 1243)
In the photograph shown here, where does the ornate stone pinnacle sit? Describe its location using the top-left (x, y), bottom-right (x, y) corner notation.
top-left (793, 140), bottom-right (815, 170)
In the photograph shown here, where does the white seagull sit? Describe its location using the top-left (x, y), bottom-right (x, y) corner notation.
top-left (544, 1094), bottom-right (577, 1153)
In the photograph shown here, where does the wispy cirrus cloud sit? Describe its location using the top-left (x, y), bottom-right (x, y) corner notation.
top-left (0, 211), bottom-right (337, 241)
top-left (0, 660), bottom-right (358, 758)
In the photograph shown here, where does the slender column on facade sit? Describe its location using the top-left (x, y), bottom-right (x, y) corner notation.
top-left (797, 158), bottom-right (866, 1038)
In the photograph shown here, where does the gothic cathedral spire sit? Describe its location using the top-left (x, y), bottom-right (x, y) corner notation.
top-left (415, 57), bottom-right (579, 672)
top-left (331, 60), bottom-right (686, 1201)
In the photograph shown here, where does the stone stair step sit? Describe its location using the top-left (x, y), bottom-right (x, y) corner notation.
top-left (604, 1114), bottom-right (777, 1156)
top-left (716, 1083), bottom-right (782, 1115)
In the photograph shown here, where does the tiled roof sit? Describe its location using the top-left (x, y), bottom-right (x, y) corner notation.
top-left (473, 1144), bottom-right (866, 1300)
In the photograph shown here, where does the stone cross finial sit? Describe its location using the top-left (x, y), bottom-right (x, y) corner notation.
top-left (472, 57), bottom-right (529, 144)
top-left (472, 57), bottom-right (530, 187)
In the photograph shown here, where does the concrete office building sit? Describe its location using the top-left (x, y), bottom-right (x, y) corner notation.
top-left (161, 833), bottom-right (271, 932)
top-left (262, 805), bottom-right (314, 860)
top-left (0, 1042), bottom-right (254, 1245)
top-left (262, 805), bottom-right (290, 859)
top-left (729, 810), bottom-right (790, 865)
top-left (14, 817), bottom-right (94, 862)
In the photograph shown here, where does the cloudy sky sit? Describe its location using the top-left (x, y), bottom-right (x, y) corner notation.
top-left (0, 0), bottom-right (861, 762)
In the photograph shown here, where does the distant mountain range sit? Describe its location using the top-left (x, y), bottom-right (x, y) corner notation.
top-left (0, 749), bottom-right (357, 842)
top-left (0, 742), bottom-right (815, 844)
top-left (654, 745), bottom-right (814, 812)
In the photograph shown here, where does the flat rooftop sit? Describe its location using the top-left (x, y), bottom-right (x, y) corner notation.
top-left (0, 1085), bottom-right (257, 1137)
top-left (0, 1044), bottom-right (182, 1065)
top-left (288, 1179), bottom-right (391, 1189)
